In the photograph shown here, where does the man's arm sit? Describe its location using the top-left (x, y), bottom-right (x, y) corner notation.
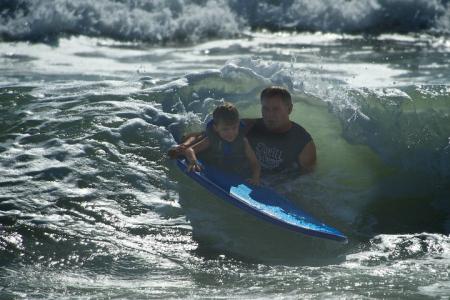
top-left (298, 141), bottom-right (316, 175)
top-left (241, 118), bottom-right (257, 135)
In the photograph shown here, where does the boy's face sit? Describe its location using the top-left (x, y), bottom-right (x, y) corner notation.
top-left (213, 121), bottom-right (239, 142)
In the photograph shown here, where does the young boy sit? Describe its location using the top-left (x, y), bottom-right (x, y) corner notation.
top-left (172, 102), bottom-right (261, 185)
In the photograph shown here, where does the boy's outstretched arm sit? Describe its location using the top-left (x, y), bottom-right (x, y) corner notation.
top-left (167, 131), bottom-right (205, 159)
top-left (243, 138), bottom-right (261, 185)
top-left (183, 137), bottom-right (210, 172)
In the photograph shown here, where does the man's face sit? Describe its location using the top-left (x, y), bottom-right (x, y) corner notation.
top-left (261, 96), bottom-right (292, 130)
top-left (213, 121), bottom-right (240, 142)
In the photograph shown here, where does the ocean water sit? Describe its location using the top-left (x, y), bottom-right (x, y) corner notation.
top-left (1, 1), bottom-right (450, 299)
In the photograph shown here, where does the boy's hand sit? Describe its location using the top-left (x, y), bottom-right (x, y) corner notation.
top-left (246, 177), bottom-right (260, 186)
top-left (167, 144), bottom-right (187, 159)
top-left (187, 160), bottom-right (202, 172)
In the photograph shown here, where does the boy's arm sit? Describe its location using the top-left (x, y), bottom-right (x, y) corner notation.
top-left (190, 136), bottom-right (210, 154)
top-left (184, 137), bottom-right (210, 172)
top-left (168, 117), bottom-right (257, 159)
top-left (183, 132), bottom-right (204, 145)
top-left (243, 138), bottom-right (261, 185)
top-left (167, 131), bottom-right (206, 159)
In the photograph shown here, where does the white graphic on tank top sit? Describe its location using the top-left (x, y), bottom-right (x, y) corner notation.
top-left (255, 142), bottom-right (283, 170)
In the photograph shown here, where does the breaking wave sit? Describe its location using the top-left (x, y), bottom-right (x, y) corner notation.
top-left (1, 0), bottom-right (450, 43)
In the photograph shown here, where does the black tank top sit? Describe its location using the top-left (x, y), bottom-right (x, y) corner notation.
top-left (247, 118), bottom-right (312, 173)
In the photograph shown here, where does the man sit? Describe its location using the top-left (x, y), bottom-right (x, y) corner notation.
top-left (244, 86), bottom-right (316, 175)
top-left (169, 86), bottom-right (316, 175)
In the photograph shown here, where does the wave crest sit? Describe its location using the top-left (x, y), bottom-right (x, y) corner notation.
top-left (0, 0), bottom-right (241, 43)
top-left (1, 0), bottom-right (450, 43)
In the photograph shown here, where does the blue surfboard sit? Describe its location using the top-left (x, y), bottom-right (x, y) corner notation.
top-left (177, 159), bottom-right (347, 243)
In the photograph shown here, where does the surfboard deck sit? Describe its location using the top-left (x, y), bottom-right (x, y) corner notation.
top-left (176, 159), bottom-right (348, 243)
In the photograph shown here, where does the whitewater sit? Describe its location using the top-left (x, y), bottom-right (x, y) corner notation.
top-left (1, 1), bottom-right (450, 299)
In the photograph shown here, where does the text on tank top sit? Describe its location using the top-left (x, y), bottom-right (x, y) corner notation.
top-left (246, 118), bottom-right (312, 172)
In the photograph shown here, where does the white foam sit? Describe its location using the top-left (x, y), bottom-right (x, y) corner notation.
top-left (3, 0), bottom-right (450, 44)
top-left (0, 0), bottom-right (241, 43)
top-left (418, 281), bottom-right (450, 298)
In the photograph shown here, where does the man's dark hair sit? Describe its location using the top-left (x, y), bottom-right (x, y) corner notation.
top-left (213, 102), bottom-right (239, 125)
top-left (260, 86), bottom-right (292, 107)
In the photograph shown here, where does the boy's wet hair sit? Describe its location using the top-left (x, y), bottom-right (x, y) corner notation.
top-left (260, 86), bottom-right (292, 107)
top-left (213, 102), bottom-right (239, 125)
